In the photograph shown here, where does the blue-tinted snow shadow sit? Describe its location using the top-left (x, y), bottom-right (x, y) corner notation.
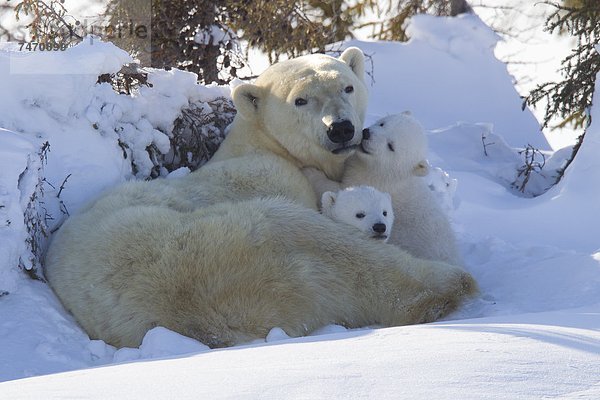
top-left (429, 308), bottom-right (600, 355)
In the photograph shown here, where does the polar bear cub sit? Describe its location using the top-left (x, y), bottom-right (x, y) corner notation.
top-left (303, 112), bottom-right (462, 265)
top-left (345, 112), bottom-right (462, 265)
top-left (321, 186), bottom-right (394, 242)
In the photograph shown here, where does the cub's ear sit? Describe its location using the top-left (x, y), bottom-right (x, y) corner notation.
top-left (412, 160), bottom-right (430, 177)
top-left (339, 47), bottom-right (365, 81)
top-left (383, 191), bottom-right (392, 203)
top-left (232, 83), bottom-right (265, 121)
top-left (321, 191), bottom-right (337, 213)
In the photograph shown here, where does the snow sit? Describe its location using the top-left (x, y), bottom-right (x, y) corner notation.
top-left (473, 0), bottom-right (579, 150)
top-left (1, 12), bottom-right (600, 399)
top-left (2, 309), bottom-right (600, 399)
top-left (0, 130), bottom-right (39, 293)
top-left (348, 14), bottom-right (551, 151)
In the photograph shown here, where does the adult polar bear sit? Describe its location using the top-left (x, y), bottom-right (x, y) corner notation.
top-left (45, 48), bottom-right (477, 349)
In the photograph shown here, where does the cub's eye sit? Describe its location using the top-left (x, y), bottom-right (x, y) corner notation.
top-left (344, 85), bottom-right (354, 93)
top-left (295, 98), bottom-right (308, 106)
top-left (355, 212), bottom-right (365, 219)
top-left (383, 211), bottom-right (388, 217)
top-left (387, 142), bottom-right (395, 152)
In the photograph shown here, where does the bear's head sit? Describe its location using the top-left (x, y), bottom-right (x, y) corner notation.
top-left (350, 112), bottom-right (430, 180)
top-left (321, 186), bottom-right (393, 242)
top-left (232, 47), bottom-right (368, 180)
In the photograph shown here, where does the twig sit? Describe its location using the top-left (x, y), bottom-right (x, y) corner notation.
top-left (57, 173), bottom-right (72, 198)
top-left (481, 133), bottom-right (495, 156)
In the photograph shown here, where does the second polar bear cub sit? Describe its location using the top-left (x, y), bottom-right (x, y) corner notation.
top-left (321, 186), bottom-right (394, 242)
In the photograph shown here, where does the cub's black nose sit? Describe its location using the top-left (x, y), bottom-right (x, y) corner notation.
top-left (373, 223), bottom-right (386, 233)
top-left (362, 128), bottom-right (370, 140)
top-left (327, 120), bottom-right (355, 143)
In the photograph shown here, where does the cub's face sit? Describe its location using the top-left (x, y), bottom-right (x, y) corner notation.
top-left (355, 112), bottom-right (430, 179)
top-left (321, 186), bottom-right (394, 242)
top-left (233, 48), bottom-right (368, 178)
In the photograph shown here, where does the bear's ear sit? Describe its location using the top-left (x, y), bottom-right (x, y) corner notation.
top-left (321, 191), bottom-right (337, 212)
top-left (339, 47), bottom-right (365, 81)
top-left (232, 83), bottom-right (265, 121)
top-left (384, 191), bottom-right (392, 203)
top-left (412, 160), bottom-right (430, 177)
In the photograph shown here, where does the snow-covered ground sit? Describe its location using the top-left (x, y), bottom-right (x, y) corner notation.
top-left (3, 308), bottom-right (600, 400)
top-left (1, 13), bottom-right (599, 399)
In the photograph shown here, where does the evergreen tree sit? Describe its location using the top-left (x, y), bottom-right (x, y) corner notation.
top-left (525, 1), bottom-right (600, 141)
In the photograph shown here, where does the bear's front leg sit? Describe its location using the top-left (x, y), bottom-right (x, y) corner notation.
top-left (301, 166), bottom-right (343, 202)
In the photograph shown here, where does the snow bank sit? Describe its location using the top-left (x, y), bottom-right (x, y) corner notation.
top-left (0, 36), bottom-right (232, 267)
top-left (0, 130), bottom-right (41, 293)
top-left (346, 13), bottom-right (550, 151)
top-left (2, 307), bottom-right (599, 399)
top-left (447, 70), bottom-right (600, 254)
top-left (1, 38), bottom-right (231, 207)
top-left (427, 122), bottom-right (555, 196)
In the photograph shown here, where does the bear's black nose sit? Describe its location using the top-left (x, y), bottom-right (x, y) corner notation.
top-left (373, 223), bottom-right (386, 233)
top-left (362, 128), bottom-right (370, 140)
top-left (327, 120), bottom-right (355, 143)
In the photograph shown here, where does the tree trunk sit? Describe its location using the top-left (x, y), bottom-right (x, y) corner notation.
top-left (450, 0), bottom-right (472, 16)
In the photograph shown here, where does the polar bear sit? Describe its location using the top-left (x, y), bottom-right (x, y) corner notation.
top-left (304, 112), bottom-right (462, 265)
top-left (45, 49), bottom-right (476, 349)
top-left (321, 186), bottom-right (394, 242)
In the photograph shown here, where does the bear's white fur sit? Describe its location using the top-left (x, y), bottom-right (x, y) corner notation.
top-left (45, 49), bottom-right (476, 349)
top-left (321, 186), bottom-right (394, 242)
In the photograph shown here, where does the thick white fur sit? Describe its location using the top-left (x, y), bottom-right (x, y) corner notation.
top-left (45, 50), bottom-right (476, 349)
top-left (321, 186), bottom-right (394, 242)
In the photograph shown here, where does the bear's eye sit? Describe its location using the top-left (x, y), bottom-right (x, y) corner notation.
top-left (355, 212), bottom-right (365, 219)
top-left (383, 211), bottom-right (387, 217)
top-left (379, 122), bottom-right (385, 127)
top-left (344, 85), bottom-right (354, 93)
top-left (387, 142), bottom-right (395, 152)
top-left (295, 98), bottom-right (308, 106)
